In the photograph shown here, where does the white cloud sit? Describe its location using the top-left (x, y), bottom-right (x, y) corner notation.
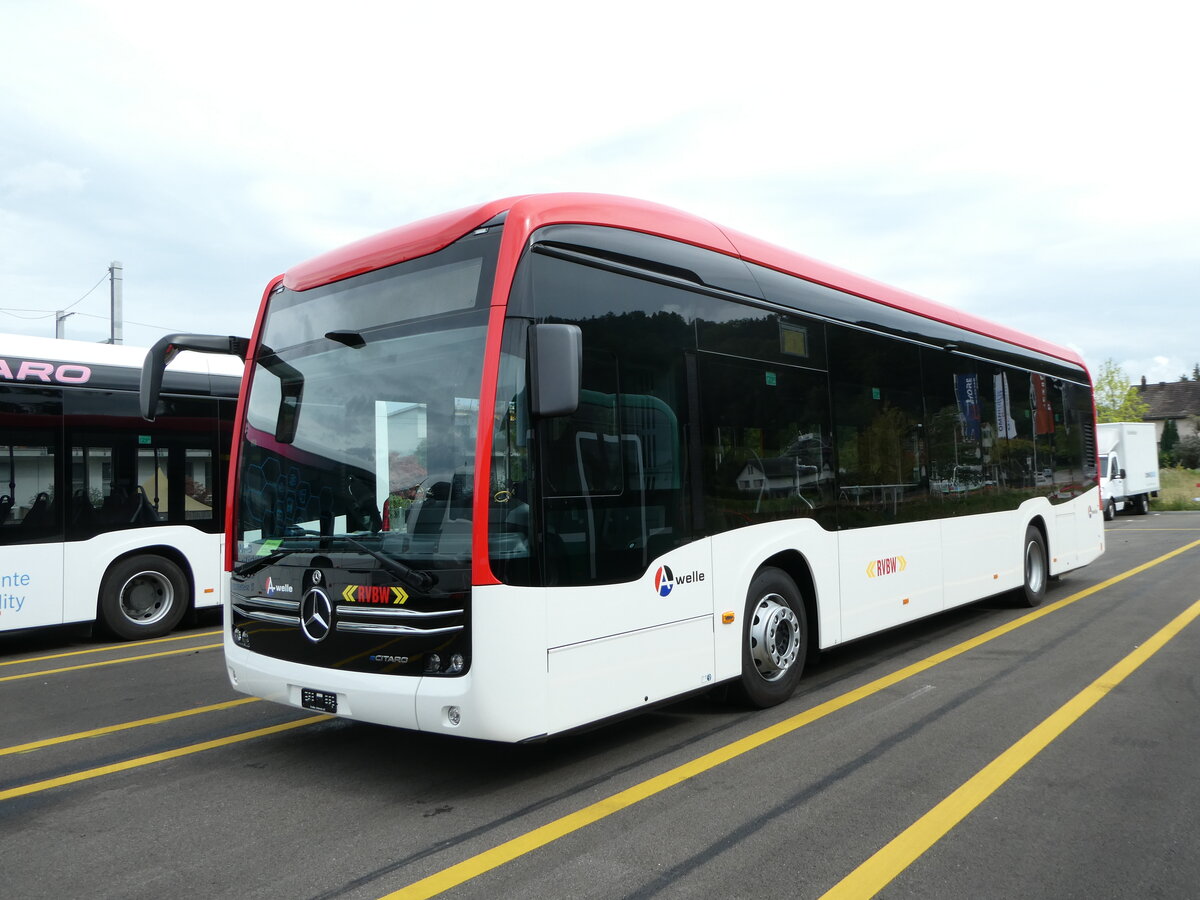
top-left (1, 161), bottom-right (87, 196)
top-left (0, 0), bottom-right (1196, 371)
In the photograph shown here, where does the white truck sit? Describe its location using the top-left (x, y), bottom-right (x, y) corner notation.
top-left (1098, 422), bottom-right (1160, 520)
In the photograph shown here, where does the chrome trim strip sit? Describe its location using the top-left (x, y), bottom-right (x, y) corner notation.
top-left (232, 605), bottom-right (300, 626)
top-left (335, 605), bottom-right (464, 619)
top-left (336, 622), bottom-right (464, 636)
top-left (243, 596), bottom-right (301, 612)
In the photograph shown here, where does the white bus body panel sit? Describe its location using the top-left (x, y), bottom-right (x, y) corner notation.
top-left (0, 543), bottom-right (63, 630)
top-left (0, 527), bottom-right (225, 632)
top-left (838, 520), bottom-right (944, 643)
top-left (224, 490), bottom-right (1103, 742)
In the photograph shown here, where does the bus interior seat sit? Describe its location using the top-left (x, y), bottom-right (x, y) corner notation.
top-left (408, 478), bottom-right (451, 535)
top-left (130, 486), bottom-right (162, 525)
top-left (70, 489), bottom-right (96, 530)
top-left (100, 482), bottom-right (160, 525)
top-left (22, 491), bottom-right (54, 528)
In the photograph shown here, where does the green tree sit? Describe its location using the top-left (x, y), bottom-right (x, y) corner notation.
top-left (1093, 358), bottom-right (1149, 423)
top-left (1160, 418), bottom-right (1179, 467)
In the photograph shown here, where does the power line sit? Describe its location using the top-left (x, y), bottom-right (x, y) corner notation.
top-left (0, 270), bottom-right (110, 320)
top-left (0, 307), bottom-right (56, 320)
top-left (73, 311), bottom-right (174, 332)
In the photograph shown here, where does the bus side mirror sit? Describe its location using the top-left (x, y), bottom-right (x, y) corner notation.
top-left (529, 323), bottom-right (582, 418)
top-left (140, 333), bottom-right (248, 420)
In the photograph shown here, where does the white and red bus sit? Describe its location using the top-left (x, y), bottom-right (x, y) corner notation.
top-left (1, 334), bottom-right (240, 639)
top-left (142, 194), bottom-right (1103, 741)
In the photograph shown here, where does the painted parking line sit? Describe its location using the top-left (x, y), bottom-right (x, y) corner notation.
top-left (0, 697), bottom-right (261, 757)
top-left (0, 643), bottom-right (222, 683)
top-left (0, 714), bottom-right (330, 802)
top-left (379, 539), bottom-right (1200, 899)
top-left (0, 629), bottom-right (223, 668)
top-left (822, 595), bottom-right (1200, 899)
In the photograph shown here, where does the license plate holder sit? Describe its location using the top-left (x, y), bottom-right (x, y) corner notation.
top-left (301, 688), bottom-right (338, 713)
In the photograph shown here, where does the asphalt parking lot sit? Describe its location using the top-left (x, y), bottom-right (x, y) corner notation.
top-left (2, 512), bottom-right (1198, 899)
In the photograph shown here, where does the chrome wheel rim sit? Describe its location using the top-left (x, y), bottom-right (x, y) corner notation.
top-left (119, 570), bottom-right (174, 626)
top-left (1025, 539), bottom-right (1046, 595)
top-left (748, 593), bottom-right (800, 682)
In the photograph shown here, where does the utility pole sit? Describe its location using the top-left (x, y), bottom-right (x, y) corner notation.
top-left (55, 310), bottom-right (75, 339)
top-left (109, 260), bottom-right (123, 345)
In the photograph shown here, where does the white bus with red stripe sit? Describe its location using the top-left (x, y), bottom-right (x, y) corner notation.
top-left (1, 334), bottom-right (240, 639)
top-left (142, 194), bottom-right (1103, 741)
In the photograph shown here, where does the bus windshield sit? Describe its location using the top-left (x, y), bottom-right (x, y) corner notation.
top-left (234, 230), bottom-right (499, 572)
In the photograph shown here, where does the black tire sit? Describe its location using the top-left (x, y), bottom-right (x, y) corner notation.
top-left (731, 567), bottom-right (807, 708)
top-left (1103, 499), bottom-right (1115, 521)
top-left (99, 554), bottom-right (189, 640)
top-left (1134, 494), bottom-right (1150, 515)
top-left (1019, 525), bottom-right (1048, 608)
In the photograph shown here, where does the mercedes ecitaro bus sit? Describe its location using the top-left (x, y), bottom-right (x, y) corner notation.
top-left (140, 194), bottom-right (1103, 741)
top-left (2, 333), bottom-right (240, 639)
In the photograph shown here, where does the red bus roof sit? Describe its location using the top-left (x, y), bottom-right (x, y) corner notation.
top-left (282, 192), bottom-right (1085, 371)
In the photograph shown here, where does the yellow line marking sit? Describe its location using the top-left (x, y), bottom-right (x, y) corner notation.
top-left (0, 697), bottom-right (260, 757)
top-left (0, 643), bottom-right (221, 683)
top-left (822, 595), bottom-right (1200, 899)
top-left (0, 715), bottom-right (330, 802)
top-left (0, 629), bottom-right (223, 668)
top-left (381, 539), bottom-right (1200, 899)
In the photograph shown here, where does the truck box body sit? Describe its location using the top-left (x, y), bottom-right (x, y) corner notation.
top-left (1098, 422), bottom-right (1160, 517)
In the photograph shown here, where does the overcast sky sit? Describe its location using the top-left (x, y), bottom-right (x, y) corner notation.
top-left (2, 0), bottom-right (1197, 385)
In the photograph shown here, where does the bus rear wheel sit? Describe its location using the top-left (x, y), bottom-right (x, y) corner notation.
top-left (732, 567), bottom-right (807, 708)
top-left (99, 554), bottom-right (189, 640)
top-left (1019, 526), bottom-right (1048, 608)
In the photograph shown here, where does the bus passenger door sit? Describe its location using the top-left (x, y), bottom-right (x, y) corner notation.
top-left (0, 386), bottom-right (66, 630)
top-left (539, 349), bottom-right (713, 730)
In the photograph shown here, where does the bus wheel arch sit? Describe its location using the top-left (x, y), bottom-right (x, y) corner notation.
top-left (97, 548), bottom-right (193, 640)
top-left (731, 552), bottom-right (816, 708)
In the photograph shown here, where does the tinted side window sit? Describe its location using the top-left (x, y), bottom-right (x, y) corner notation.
top-left (0, 386), bottom-right (64, 544)
top-left (528, 252), bottom-right (695, 586)
top-left (828, 326), bottom-right (928, 526)
top-left (65, 391), bottom-right (225, 539)
top-left (698, 354), bottom-right (835, 532)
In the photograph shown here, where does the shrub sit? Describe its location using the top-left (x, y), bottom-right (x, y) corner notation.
top-left (1176, 435), bottom-right (1200, 469)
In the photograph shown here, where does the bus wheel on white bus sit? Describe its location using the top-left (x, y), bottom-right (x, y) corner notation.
top-left (1020, 526), bottom-right (1048, 608)
top-left (99, 554), bottom-right (189, 640)
top-left (734, 567), bottom-right (807, 708)
top-left (1103, 499), bottom-right (1115, 521)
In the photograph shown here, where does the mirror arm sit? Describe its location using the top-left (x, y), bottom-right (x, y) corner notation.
top-left (140, 333), bottom-right (249, 420)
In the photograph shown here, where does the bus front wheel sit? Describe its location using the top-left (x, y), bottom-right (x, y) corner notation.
top-left (732, 567), bottom-right (807, 708)
top-left (99, 554), bottom-right (189, 640)
top-left (1019, 526), bottom-right (1048, 608)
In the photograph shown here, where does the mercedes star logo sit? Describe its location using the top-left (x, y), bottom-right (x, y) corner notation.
top-left (300, 588), bottom-right (333, 643)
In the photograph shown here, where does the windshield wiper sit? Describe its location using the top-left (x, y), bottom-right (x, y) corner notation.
top-left (233, 545), bottom-right (305, 577)
top-left (299, 530), bottom-right (437, 593)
